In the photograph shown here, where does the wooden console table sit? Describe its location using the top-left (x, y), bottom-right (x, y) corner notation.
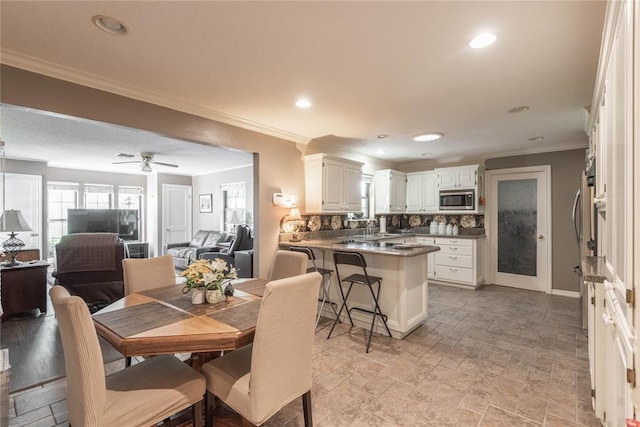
top-left (1, 260), bottom-right (49, 320)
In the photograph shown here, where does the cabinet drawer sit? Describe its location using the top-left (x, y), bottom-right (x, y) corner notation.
top-left (434, 238), bottom-right (472, 247)
top-left (435, 253), bottom-right (473, 269)
top-left (436, 244), bottom-right (472, 256)
top-left (435, 265), bottom-right (473, 284)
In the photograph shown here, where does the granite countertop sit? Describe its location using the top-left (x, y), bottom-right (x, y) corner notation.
top-left (581, 256), bottom-right (610, 283)
top-left (279, 238), bottom-right (440, 257)
top-left (409, 233), bottom-right (485, 240)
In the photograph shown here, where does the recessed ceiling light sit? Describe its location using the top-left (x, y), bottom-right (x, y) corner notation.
top-left (92, 15), bottom-right (128, 35)
top-left (528, 136), bottom-right (545, 141)
top-left (377, 134), bottom-right (389, 139)
top-left (376, 149), bottom-right (385, 155)
top-left (295, 98), bottom-right (312, 109)
top-left (421, 153), bottom-right (432, 157)
top-left (413, 133), bottom-right (443, 142)
top-left (508, 106), bottom-right (530, 113)
top-left (468, 32), bottom-right (497, 49)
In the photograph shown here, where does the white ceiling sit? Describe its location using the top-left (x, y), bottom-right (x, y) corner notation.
top-left (0, 1), bottom-right (606, 169)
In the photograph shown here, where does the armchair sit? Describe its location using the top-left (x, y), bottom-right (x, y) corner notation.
top-left (53, 233), bottom-right (125, 307)
top-left (199, 225), bottom-right (253, 278)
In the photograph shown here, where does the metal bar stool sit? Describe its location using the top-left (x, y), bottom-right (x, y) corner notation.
top-left (289, 246), bottom-right (339, 327)
top-left (327, 250), bottom-right (392, 353)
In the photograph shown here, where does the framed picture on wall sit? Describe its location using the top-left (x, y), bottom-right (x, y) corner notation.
top-left (199, 194), bottom-right (212, 213)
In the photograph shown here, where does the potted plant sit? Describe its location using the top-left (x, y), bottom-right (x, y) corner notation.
top-left (181, 258), bottom-right (238, 304)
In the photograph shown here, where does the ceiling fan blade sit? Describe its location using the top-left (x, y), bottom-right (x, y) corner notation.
top-left (112, 161), bottom-right (141, 165)
top-left (151, 161), bottom-right (179, 168)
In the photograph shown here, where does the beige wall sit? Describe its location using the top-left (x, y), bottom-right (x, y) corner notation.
top-left (1, 65), bottom-right (305, 278)
top-left (485, 149), bottom-right (586, 292)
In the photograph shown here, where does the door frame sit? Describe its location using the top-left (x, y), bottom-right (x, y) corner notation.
top-left (161, 184), bottom-right (192, 252)
top-left (485, 165), bottom-right (552, 294)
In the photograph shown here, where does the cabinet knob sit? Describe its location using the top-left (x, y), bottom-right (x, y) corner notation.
top-left (449, 267), bottom-right (458, 272)
top-left (449, 256), bottom-right (458, 260)
top-left (602, 312), bottom-right (615, 327)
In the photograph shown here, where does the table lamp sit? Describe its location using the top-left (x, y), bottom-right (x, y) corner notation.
top-left (0, 209), bottom-right (32, 267)
top-left (286, 206), bottom-right (303, 242)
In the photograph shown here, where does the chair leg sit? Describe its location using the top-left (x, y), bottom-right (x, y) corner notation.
top-left (373, 281), bottom-right (392, 337)
top-left (205, 391), bottom-right (215, 427)
top-left (302, 390), bottom-right (313, 427)
top-left (193, 400), bottom-right (203, 427)
top-left (125, 356), bottom-right (131, 367)
top-left (327, 283), bottom-right (354, 339)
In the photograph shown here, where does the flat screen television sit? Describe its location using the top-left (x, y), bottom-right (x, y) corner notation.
top-left (67, 209), bottom-right (140, 241)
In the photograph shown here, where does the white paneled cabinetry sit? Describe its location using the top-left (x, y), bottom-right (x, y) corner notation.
top-left (436, 165), bottom-right (479, 190)
top-left (585, 0), bottom-right (638, 424)
top-left (406, 171), bottom-right (438, 213)
top-left (431, 237), bottom-right (484, 289)
top-left (304, 154), bottom-right (363, 213)
top-left (373, 169), bottom-right (406, 214)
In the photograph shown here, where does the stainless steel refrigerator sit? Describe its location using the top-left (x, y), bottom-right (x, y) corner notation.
top-left (572, 166), bottom-right (596, 329)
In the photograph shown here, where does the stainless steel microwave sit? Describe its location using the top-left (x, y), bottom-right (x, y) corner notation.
top-left (439, 190), bottom-right (475, 210)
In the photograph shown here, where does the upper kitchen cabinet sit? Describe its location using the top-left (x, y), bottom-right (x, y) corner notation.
top-left (304, 153), bottom-right (363, 213)
top-left (406, 171), bottom-right (438, 213)
top-left (374, 169), bottom-right (406, 214)
top-left (436, 165), bottom-right (480, 190)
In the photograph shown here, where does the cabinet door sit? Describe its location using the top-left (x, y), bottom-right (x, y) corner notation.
top-left (322, 159), bottom-right (344, 212)
top-left (390, 172), bottom-right (406, 212)
top-left (437, 170), bottom-right (458, 190)
top-left (406, 173), bottom-right (424, 212)
top-left (373, 172), bottom-right (391, 214)
top-left (457, 167), bottom-right (477, 189)
top-left (423, 171), bottom-right (438, 212)
top-left (343, 164), bottom-right (363, 212)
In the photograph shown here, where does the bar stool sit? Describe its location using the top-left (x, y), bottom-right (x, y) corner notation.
top-left (289, 246), bottom-right (340, 327)
top-left (327, 250), bottom-right (392, 353)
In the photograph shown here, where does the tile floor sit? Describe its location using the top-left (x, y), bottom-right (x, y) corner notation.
top-left (7, 283), bottom-right (601, 426)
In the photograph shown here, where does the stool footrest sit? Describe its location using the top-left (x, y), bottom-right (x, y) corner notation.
top-left (348, 306), bottom-right (388, 323)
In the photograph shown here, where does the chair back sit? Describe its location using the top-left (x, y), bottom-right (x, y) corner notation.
top-left (50, 285), bottom-right (107, 426)
top-left (269, 250), bottom-right (308, 281)
top-left (227, 225), bottom-right (253, 257)
top-left (250, 272), bottom-right (321, 422)
top-left (122, 254), bottom-right (177, 294)
top-left (333, 250), bottom-right (371, 283)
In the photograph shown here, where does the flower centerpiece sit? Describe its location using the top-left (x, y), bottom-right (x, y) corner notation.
top-left (181, 258), bottom-right (238, 304)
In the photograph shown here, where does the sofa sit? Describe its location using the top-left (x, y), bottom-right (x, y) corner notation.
top-left (165, 230), bottom-right (233, 270)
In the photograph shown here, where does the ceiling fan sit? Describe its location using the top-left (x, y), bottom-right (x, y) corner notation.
top-left (113, 152), bottom-right (179, 172)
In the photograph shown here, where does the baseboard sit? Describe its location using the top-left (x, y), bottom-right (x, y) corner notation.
top-left (551, 289), bottom-right (580, 298)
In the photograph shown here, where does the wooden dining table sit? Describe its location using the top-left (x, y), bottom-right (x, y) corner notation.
top-left (92, 278), bottom-right (267, 368)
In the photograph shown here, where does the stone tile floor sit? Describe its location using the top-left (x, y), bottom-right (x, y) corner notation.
top-left (8, 283), bottom-right (601, 426)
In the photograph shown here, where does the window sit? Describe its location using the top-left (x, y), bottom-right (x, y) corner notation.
top-left (118, 186), bottom-right (143, 241)
top-left (47, 182), bottom-right (79, 257)
top-left (221, 182), bottom-right (245, 233)
top-left (84, 184), bottom-right (113, 208)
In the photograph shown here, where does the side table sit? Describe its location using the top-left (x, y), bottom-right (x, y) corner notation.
top-left (1, 260), bottom-right (49, 321)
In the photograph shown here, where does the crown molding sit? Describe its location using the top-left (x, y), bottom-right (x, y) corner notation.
top-left (1, 50), bottom-right (311, 145)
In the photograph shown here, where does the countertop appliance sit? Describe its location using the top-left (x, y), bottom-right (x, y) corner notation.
top-left (439, 189), bottom-right (475, 211)
top-left (573, 165), bottom-right (597, 329)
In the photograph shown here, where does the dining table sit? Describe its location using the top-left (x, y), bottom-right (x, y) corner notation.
top-left (92, 278), bottom-right (267, 369)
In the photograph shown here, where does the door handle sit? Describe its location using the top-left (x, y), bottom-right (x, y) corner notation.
top-left (537, 235), bottom-right (544, 240)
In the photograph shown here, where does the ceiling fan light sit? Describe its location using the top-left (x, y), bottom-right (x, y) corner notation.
top-left (141, 164), bottom-right (152, 173)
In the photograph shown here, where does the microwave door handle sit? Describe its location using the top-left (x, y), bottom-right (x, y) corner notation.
top-left (572, 189), bottom-right (580, 245)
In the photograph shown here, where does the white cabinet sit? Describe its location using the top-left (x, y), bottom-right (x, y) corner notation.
top-left (304, 154), bottom-right (363, 213)
top-left (406, 171), bottom-right (438, 213)
top-left (587, 280), bottom-right (606, 419)
top-left (436, 165), bottom-right (479, 190)
top-left (374, 169), bottom-right (406, 214)
top-left (432, 237), bottom-right (484, 288)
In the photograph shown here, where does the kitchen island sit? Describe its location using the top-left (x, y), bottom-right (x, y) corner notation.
top-left (280, 237), bottom-right (440, 338)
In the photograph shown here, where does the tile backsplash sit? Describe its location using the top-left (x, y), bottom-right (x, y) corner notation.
top-left (279, 213), bottom-right (484, 233)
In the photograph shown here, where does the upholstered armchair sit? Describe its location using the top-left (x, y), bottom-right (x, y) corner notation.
top-left (199, 225), bottom-right (254, 278)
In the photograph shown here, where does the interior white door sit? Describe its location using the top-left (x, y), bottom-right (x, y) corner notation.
top-left (486, 166), bottom-right (551, 293)
top-left (0, 173), bottom-right (42, 252)
top-left (162, 184), bottom-right (192, 249)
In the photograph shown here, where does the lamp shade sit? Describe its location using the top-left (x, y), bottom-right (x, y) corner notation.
top-left (0, 210), bottom-right (32, 232)
top-left (288, 207), bottom-right (303, 221)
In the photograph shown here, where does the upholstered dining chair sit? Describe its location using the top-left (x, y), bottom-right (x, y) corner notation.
top-left (202, 272), bottom-right (321, 427)
top-left (50, 285), bottom-right (206, 427)
top-left (268, 249), bottom-right (308, 281)
top-left (122, 254), bottom-right (177, 294)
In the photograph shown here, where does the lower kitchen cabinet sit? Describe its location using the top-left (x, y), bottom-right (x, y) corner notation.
top-left (432, 237), bottom-right (484, 288)
top-left (587, 280), bottom-right (606, 419)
